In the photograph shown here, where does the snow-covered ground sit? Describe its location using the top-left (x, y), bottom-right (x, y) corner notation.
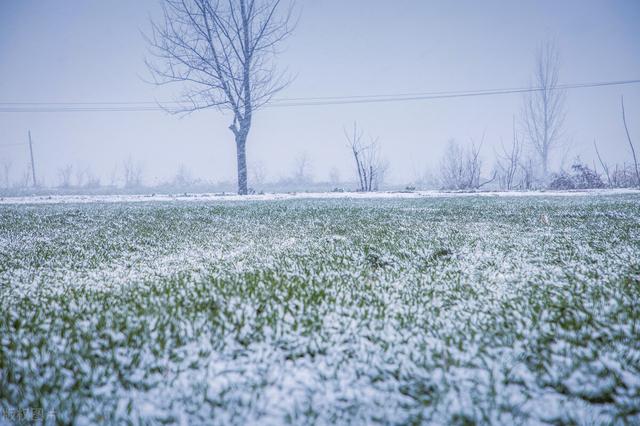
top-left (1, 188), bottom-right (639, 205)
top-left (1, 194), bottom-right (639, 424)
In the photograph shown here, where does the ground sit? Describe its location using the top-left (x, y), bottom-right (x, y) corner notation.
top-left (1, 192), bottom-right (639, 425)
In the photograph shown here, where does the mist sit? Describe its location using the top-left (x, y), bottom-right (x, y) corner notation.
top-left (3, 2), bottom-right (640, 424)
top-left (1, 0), bottom-right (639, 192)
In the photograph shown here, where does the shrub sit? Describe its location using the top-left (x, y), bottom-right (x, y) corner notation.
top-left (548, 161), bottom-right (604, 190)
top-left (570, 163), bottom-right (604, 189)
top-left (548, 172), bottom-right (576, 190)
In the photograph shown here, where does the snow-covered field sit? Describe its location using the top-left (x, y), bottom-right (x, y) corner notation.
top-left (1, 193), bottom-right (639, 424)
top-left (1, 188), bottom-right (639, 205)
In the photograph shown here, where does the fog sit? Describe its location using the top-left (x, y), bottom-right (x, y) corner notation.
top-left (1, 0), bottom-right (639, 191)
top-left (2, 2), bottom-right (640, 422)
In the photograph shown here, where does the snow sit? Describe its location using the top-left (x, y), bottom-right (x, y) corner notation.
top-left (1, 188), bottom-right (638, 205)
top-left (1, 193), bottom-right (639, 424)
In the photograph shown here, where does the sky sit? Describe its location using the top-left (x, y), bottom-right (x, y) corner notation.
top-left (1, 0), bottom-right (639, 187)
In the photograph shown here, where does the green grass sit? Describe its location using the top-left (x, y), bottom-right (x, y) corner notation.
top-left (1, 195), bottom-right (639, 425)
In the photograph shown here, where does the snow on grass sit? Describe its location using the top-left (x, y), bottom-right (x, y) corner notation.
top-left (1, 194), bottom-right (639, 424)
top-left (1, 188), bottom-right (639, 205)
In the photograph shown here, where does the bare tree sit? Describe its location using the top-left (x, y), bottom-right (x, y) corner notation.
top-left (412, 167), bottom-right (438, 190)
top-left (440, 140), bottom-right (466, 190)
top-left (329, 167), bottom-right (341, 187)
top-left (522, 41), bottom-right (566, 178)
top-left (1, 158), bottom-right (11, 189)
top-left (109, 166), bottom-right (120, 188)
top-left (518, 157), bottom-right (537, 190)
top-left (19, 164), bottom-right (32, 188)
top-left (465, 137), bottom-right (485, 189)
top-left (345, 123), bottom-right (387, 192)
top-left (58, 164), bottom-right (74, 188)
top-left (292, 152), bottom-right (312, 184)
top-left (173, 164), bottom-right (194, 187)
top-left (621, 96), bottom-right (639, 186)
top-left (249, 160), bottom-right (267, 189)
top-left (75, 165), bottom-right (88, 187)
top-left (440, 137), bottom-right (492, 190)
top-left (123, 157), bottom-right (143, 188)
top-left (84, 170), bottom-right (101, 188)
top-left (146, 0), bottom-right (295, 195)
top-left (495, 118), bottom-right (522, 190)
top-left (593, 139), bottom-right (611, 188)
top-left (611, 163), bottom-right (637, 188)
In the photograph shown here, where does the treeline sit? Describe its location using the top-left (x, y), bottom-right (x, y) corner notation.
top-left (419, 42), bottom-right (639, 192)
top-left (2, 40), bottom-right (638, 195)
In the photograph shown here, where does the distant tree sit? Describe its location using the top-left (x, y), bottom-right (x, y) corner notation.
top-left (345, 123), bottom-right (387, 191)
top-left (58, 164), bottom-right (74, 188)
top-left (495, 118), bottom-right (522, 190)
top-left (440, 140), bottom-right (465, 190)
top-left (75, 165), bottom-right (88, 187)
top-left (292, 152), bottom-right (312, 184)
top-left (329, 167), bottom-right (341, 187)
top-left (1, 159), bottom-right (11, 189)
top-left (621, 96), bottom-right (639, 186)
top-left (109, 166), bottom-right (120, 188)
top-left (146, 0), bottom-right (295, 195)
top-left (464, 137), bottom-right (486, 189)
top-left (249, 161), bottom-right (267, 189)
top-left (173, 164), bottom-right (194, 187)
top-left (611, 163), bottom-right (637, 188)
top-left (593, 140), bottom-right (612, 188)
top-left (84, 172), bottom-right (101, 188)
top-left (518, 157), bottom-right (537, 190)
top-left (123, 158), bottom-right (143, 188)
top-left (440, 137), bottom-right (493, 190)
top-left (522, 41), bottom-right (566, 178)
top-left (19, 164), bottom-right (32, 188)
top-left (412, 168), bottom-right (439, 190)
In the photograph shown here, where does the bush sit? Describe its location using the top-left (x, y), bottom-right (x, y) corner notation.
top-left (611, 167), bottom-right (638, 188)
top-left (548, 172), bottom-right (576, 190)
top-left (570, 163), bottom-right (604, 189)
top-left (548, 162), bottom-right (604, 190)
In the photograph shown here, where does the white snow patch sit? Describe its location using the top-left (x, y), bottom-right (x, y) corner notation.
top-left (1, 188), bottom-right (639, 205)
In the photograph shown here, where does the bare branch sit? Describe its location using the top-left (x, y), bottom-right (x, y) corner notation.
top-left (521, 40), bottom-right (566, 178)
top-left (593, 139), bottom-right (611, 188)
top-left (345, 123), bottom-right (386, 191)
top-left (495, 116), bottom-right (522, 190)
top-left (621, 96), bottom-right (640, 186)
top-left (145, 0), bottom-right (296, 195)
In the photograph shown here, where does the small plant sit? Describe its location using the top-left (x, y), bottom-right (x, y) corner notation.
top-left (548, 160), bottom-right (604, 190)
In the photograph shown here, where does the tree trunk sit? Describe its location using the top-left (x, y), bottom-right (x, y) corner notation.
top-left (542, 149), bottom-right (549, 178)
top-left (235, 135), bottom-right (248, 195)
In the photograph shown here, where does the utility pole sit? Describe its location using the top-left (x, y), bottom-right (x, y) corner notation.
top-left (28, 130), bottom-right (36, 187)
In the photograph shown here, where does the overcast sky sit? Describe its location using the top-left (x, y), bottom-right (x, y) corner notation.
top-left (1, 0), bottom-right (639, 187)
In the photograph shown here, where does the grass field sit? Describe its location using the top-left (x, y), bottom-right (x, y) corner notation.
top-left (1, 194), bottom-right (639, 425)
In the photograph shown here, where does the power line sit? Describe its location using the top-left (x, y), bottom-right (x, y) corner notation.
top-left (269, 79), bottom-right (640, 108)
top-left (1, 78), bottom-right (638, 106)
top-left (269, 79), bottom-right (640, 104)
top-left (0, 78), bottom-right (638, 112)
